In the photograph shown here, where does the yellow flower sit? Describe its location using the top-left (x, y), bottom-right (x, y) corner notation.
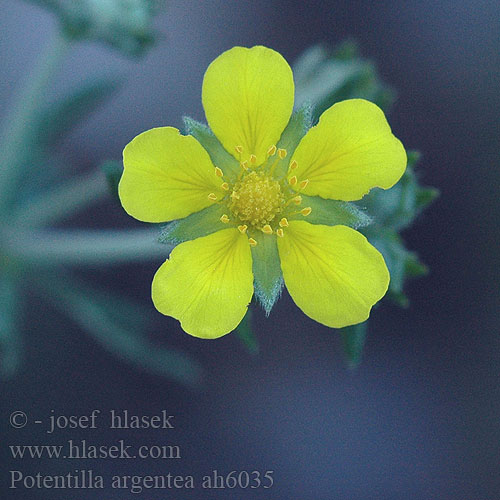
top-left (119, 46), bottom-right (406, 339)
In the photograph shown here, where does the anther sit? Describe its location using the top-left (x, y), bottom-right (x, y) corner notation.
top-left (238, 225), bottom-right (248, 234)
top-left (248, 238), bottom-right (258, 247)
top-left (289, 176), bottom-right (297, 186)
top-left (278, 148), bottom-right (287, 159)
top-left (279, 217), bottom-right (289, 227)
top-left (235, 145), bottom-right (243, 154)
top-left (241, 160), bottom-right (249, 170)
top-left (267, 145), bottom-right (277, 156)
top-left (208, 193), bottom-right (218, 201)
top-left (261, 224), bottom-right (273, 234)
top-left (221, 182), bottom-right (229, 191)
top-left (230, 191), bottom-right (240, 200)
top-left (299, 179), bottom-right (309, 190)
top-left (276, 228), bottom-right (284, 238)
top-left (289, 160), bottom-right (298, 170)
top-left (249, 154), bottom-right (257, 164)
top-left (215, 167), bottom-right (224, 177)
top-left (293, 195), bottom-right (302, 205)
top-left (301, 207), bottom-right (312, 216)
top-left (220, 214), bottom-right (230, 223)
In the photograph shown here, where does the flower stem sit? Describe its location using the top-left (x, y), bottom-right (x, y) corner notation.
top-left (0, 28), bottom-right (70, 212)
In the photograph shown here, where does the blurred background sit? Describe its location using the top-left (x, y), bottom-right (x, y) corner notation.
top-left (1, 0), bottom-right (499, 498)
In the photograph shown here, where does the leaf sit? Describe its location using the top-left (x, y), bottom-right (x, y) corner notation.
top-left (339, 321), bottom-right (367, 369)
top-left (251, 233), bottom-right (283, 316)
top-left (364, 228), bottom-right (427, 308)
top-left (293, 42), bottom-right (395, 122)
top-left (234, 308), bottom-right (259, 355)
top-left (36, 78), bottom-right (122, 149)
top-left (37, 272), bottom-right (203, 388)
top-left (0, 275), bottom-right (23, 378)
top-left (101, 160), bottom-right (123, 201)
top-left (359, 152), bottom-right (439, 232)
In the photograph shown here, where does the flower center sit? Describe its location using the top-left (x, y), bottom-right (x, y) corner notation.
top-left (229, 171), bottom-right (284, 228)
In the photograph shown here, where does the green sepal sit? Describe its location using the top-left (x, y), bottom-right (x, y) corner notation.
top-left (101, 160), bottom-right (123, 201)
top-left (234, 308), bottom-right (259, 355)
top-left (273, 105), bottom-right (312, 178)
top-left (183, 116), bottom-right (241, 181)
top-left (291, 195), bottom-right (372, 229)
top-left (251, 232), bottom-right (283, 316)
top-left (339, 321), bottom-right (367, 369)
top-left (158, 204), bottom-right (227, 245)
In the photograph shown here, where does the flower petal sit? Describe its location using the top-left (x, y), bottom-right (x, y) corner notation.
top-left (119, 127), bottom-right (223, 223)
top-left (289, 99), bottom-right (407, 201)
top-left (152, 228), bottom-right (254, 339)
top-left (277, 221), bottom-right (389, 328)
top-left (202, 46), bottom-right (294, 166)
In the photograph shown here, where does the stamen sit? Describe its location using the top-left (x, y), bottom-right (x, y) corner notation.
top-left (299, 179), bottom-right (309, 190)
top-left (221, 182), bottom-right (229, 191)
top-left (235, 145), bottom-right (243, 154)
top-left (301, 207), bottom-right (312, 216)
top-left (215, 167), bottom-right (224, 177)
top-left (241, 160), bottom-right (249, 170)
top-left (249, 154), bottom-right (257, 164)
top-left (230, 191), bottom-right (240, 200)
top-left (261, 224), bottom-right (273, 234)
top-left (208, 193), bottom-right (218, 201)
top-left (289, 176), bottom-right (297, 186)
top-left (289, 160), bottom-right (298, 170)
top-left (248, 238), bottom-right (258, 247)
top-left (238, 224), bottom-right (248, 234)
top-left (220, 214), bottom-right (230, 223)
top-left (279, 217), bottom-right (289, 227)
top-left (276, 228), bottom-right (284, 238)
top-left (267, 145), bottom-right (277, 156)
top-left (278, 148), bottom-right (287, 159)
top-left (284, 195), bottom-right (302, 208)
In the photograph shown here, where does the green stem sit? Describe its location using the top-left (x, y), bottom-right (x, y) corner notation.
top-left (0, 29), bottom-right (70, 211)
top-left (2, 228), bottom-right (171, 266)
top-left (13, 169), bottom-right (108, 227)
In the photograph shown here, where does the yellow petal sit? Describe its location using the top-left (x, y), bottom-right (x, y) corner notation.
top-left (152, 228), bottom-right (254, 339)
top-left (289, 99), bottom-right (407, 201)
top-left (202, 46), bottom-right (294, 166)
top-left (277, 221), bottom-right (389, 328)
top-left (119, 127), bottom-right (223, 223)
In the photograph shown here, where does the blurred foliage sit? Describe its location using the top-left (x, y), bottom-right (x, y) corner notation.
top-left (294, 41), bottom-right (395, 122)
top-left (0, 0), bottom-right (203, 387)
top-left (292, 42), bottom-right (438, 367)
top-left (234, 309), bottom-right (259, 355)
top-left (27, 0), bottom-right (166, 56)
